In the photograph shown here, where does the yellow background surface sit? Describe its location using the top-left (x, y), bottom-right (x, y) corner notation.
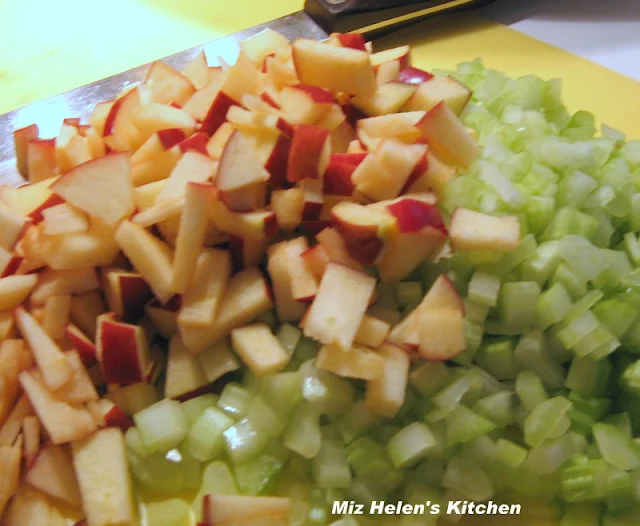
top-left (1, 0), bottom-right (638, 138)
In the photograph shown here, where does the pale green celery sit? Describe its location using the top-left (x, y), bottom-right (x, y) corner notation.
top-left (566, 356), bottom-right (612, 397)
top-left (536, 282), bottom-right (573, 330)
top-left (590, 210), bottom-right (615, 248)
top-left (184, 407), bottom-right (234, 462)
top-left (346, 437), bottom-right (402, 493)
top-left (556, 310), bottom-right (600, 349)
top-left (475, 338), bottom-right (517, 380)
top-left (484, 438), bottom-right (527, 483)
top-left (461, 320), bottom-right (484, 359)
top-left (387, 422), bottom-right (439, 468)
top-left (467, 271), bottom-right (501, 307)
top-left (551, 263), bottom-right (589, 300)
top-left (442, 456), bottom-right (494, 502)
top-left (303, 371), bottom-right (354, 416)
top-left (622, 360), bottom-right (640, 395)
top-left (560, 502), bottom-right (602, 526)
top-left (133, 399), bottom-right (188, 454)
top-left (546, 325), bottom-right (574, 363)
top-left (561, 458), bottom-right (609, 502)
top-left (217, 383), bottom-right (252, 420)
top-left (623, 232), bottom-right (640, 265)
top-left (604, 413), bottom-right (633, 437)
top-left (395, 282), bottom-right (423, 310)
top-left (276, 323), bottom-right (302, 355)
top-left (478, 161), bottom-right (525, 209)
top-left (464, 299), bottom-right (490, 324)
top-left (124, 426), bottom-right (148, 459)
top-left (592, 250), bottom-right (633, 289)
top-left (246, 396), bottom-right (286, 437)
top-left (559, 235), bottom-right (610, 282)
top-left (409, 362), bottom-right (450, 398)
top-left (542, 207), bottom-right (598, 243)
top-left (561, 110), bottom-right (596, 141)
top-left (621, 140), bottom-right (640, 164)
top-left (145, 499), bottom-right (191, 526)
top-left (181, 394), bottom-right (218, 426)
top-left (339, 401), bottom-right (382, 444)
top-left (260, 371), bottom-right (303, 417)
top-left (526, 196), bottom-right (556, 236)
top-left (584, 184), bottom-right (616, 210)
top-left (283, 404), bottom-right (322, 459)
top-left (527, 432), bottom-right (587, 476)
top-left (313, 440), bottom-right (351, 489)
top-left (223, 416), bottom-right (269, 464)
top-left (524, 396), bottom-right (573, 447)
top-left (632, 194), bottom-right (640, 231)
top-left (606, 469), bottom-right (635, 513)
top-left (445, 405), bottom-right (496, 445)
top-left (593, 423), bottom-right (640, 471)
top-left (192, 461), bottom-right (238, 519)
top-left (594, 299), bottom-right (639, 340)
top-left (499, 281), bottom-right (541, 328)
top-left (234, 452), bottom-right (285, 495)
top-left (513, 330), bottom-right (565, 388)
top-left (432, 369), bottom-right (483, 413)
top-left (129, 450), bottom-right (198, 494)
top-left (520, 240), bottom-right (561, 285)
top-left (563, 290), bottom-right (605, 325)
top-left (473, 391), bottom-right (514, 427)
top-left (557, 170), bottom-right (598, 208)
top-left (515, 370), bottom-right (548, 412)
top-left (572, 324), bottom-right (619, 359)
top-left (458, 436), bottom-right (496, 467)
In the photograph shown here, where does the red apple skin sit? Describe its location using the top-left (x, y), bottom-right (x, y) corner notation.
top-left (118, 274), bottom-right (154, 323)
top-left (65, 324), bottom-right (98, 367)
top-left (337, 33), bottom-right (367, 51)
top-left (302, 200), bottom-right (323, 222)
top-left (179, 132), bottom-right (209, 154)
top-left (276, 118), bottom-right (294, 138)
top-left (302, 220), bottom-right (332, 235)
top-left (260, 92), bottom-right (280, 109)
top-left (104, 405), bottom-right (134, 430)
top-left (102, 95), bottom-right (127, 137)
top-left (385, 199), bottom-right (447, 235)
top-left (99, 319), bottom-right (146, 385)
top-left (157, 128), bottom-right (187, 149)
top-left (288, 125), bottom-right (330, 182)
top-left (399, 67), bottom-right (434, 85)
top-left (147, 294), bottom-right (183, 312)
top-left (200, 92), bottom-right (238, 135)
top-left (63, 118), bottom-right (81, 128)
top-left (28, 193), bottom-right (66, 224)
top-left (173, 383), bottom-right (219, 403)
top-left (341, 104), bottom-right (367, 127)
top-left (1, 256), bottom-right (23, 278)
top-left (291, 84), bottom-right (334, 104)
top-left (400, 153), bottom-right (428, 193)
top-left (264, 134), bottom-right (291, 188)
top-left (323, 153), bottom-right (367, 196)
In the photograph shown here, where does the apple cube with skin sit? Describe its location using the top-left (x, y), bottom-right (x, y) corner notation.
top-left (209, 199), bottom-right (277, 241)
top-left (19, 370), bottom-right (97, 444)
top-left (115, 220), bottom-right (175, 304)
top-left (165, 335), bottom-right (208, 399)
top-left (97, 313), bottom-right (151, 386)
top-left (134, 102), bottom-right (197, 141)
top-left (0, 274), bottom-right (38, 311)
top-left (145, 295), bottom-right (182, 339)
top-left (0, 204), bottom-right (30, 251)
top-left (197, 339), bottom-right (241, 383)
top-left (284, 237), bottom-right (319, 303)
top-left (416, 102), bottom-right (480, 168)
top-left (357, 111), bottom-right (424, 143)
top-left (303, 262), bottom-right (376, 350)
top-left (216, 130), bottom-right (271, 193)
top-left (370, 45), bottom-right (410, 71)
top-left (404, 75), bottom-right (472, 115)
top-left (315, 343), bottom-right (385, 380)
top-left (132, 146), bottom-right (183, 187)
top-left (322, 152), bottom-right (367, 196)
top-left (292, 39), bottom-right (376, 96)
top-left (267, 242), bottom-right (306, 322)
top-left (103, 87), bottom-right (145, 152)
top-left (331, 201), bottom-right (397, 266)
top-left (72, 427), bottom-right (136, 526)
top-left (350, 82), bottom-right (418, 117)
top-left (376, 59), bottom-right (401, 84)
top-left (155, 151), bottom-right (217, 205)
top-left (450, 208), bottom-right (521, 252)
top-left (26, 139), bottom-right (58, 183)
top-left (399, 66), bottom-right (434, 85)
top-left (315, 227), bottom-right (362, 271)
top-left (31, 268), bottom-right (100, 307)
top-left (53, 350), bottom-right (99, 404)
top-left (241, 28), bottom-right (290, 67)
top-left (405, 151), bottom-right (456, 196)
top-left (365, 343), bottom-right (410, 417)
top-left (68, 290), bottom-right (105, 340)
top-left (271, 188), bottom-right (304, 231)
top-left (103, 269), bottom-right (154, 323)
top-left (41, 203), bottom-right (90, 236)
top-left (415, 308), bottom-right (466, 361)
top-left (25, 444), bottom-right (82, 508)
top-left (355, 315), bottom-right (390, 349)
top-left (65, 324), bottom-right (98, 366)
top-left (279, 84), bottom-right (334, 125)
top-left (131, 128), bottom-right (186, 165)
top-left (51, 152), bottom-right (134, 226)
top-left (231, 323), bottom-right (290, 376)
top-left (13, 123), bottom-right (39, 177)
top-left (287, 125), bottom-right (331, 182)
top-left (202, 495), bottom-right (291, 525)
top-left (301, 243), bottom-right (331, 282)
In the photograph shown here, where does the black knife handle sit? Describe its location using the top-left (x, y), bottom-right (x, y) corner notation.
top-left (304, 0), bottom-right (495, 35)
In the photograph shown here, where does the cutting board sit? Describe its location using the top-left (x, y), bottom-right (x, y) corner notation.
top-left (0, 0), bottom-right (638, 138)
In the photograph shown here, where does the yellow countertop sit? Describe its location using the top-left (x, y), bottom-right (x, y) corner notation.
top-left (1, 0), bottom-right (639, 139)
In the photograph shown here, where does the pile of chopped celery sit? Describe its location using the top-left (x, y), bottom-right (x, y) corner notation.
top-left (126, 61), bottom-right (640, 526)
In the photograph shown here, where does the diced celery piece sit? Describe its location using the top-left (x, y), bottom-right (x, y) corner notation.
top-left (557, 170), bottom-right (597, 208)
top-left (294, 336), bottom-right (321, 364)
top-left (246, 396), bottom-right (286, 437)
top-left (475, 338), bottom-right (517, 380)
top-left (526, 432), bottom-right (587, 475)
top-left (563, 290), bottom-right (605, 324)
top-left (621, 140), bottom-right (640, 164)
top-left (526, 196), bottom-right (556, 236)
top-left (484, 438), bottom-right (527, 483)
top-left (183, 406), bottom-right (233, 462)
top-left (515, 370), bottom-right (548, 412)
top-left (346, 437), bottom-right (402, 494)
top-left (467, 271), bottom-right (501, 307)
top-left (622, 359), bottom-right (640, 395)
top-left (181, 394), bottom-right (218, 426)
top-left (277, 323), bottom-right (302, 355)
top-left (313, 440), bottom-right (351, 489)
top-left (302, 365), bottom-right (355, 415)
top-left (557, 310), bottom-right (600, 349)
top-left (604, 412), bottom-right (633, 437)
top-left (233, 452), bottom-right (285, 495)
top-left (499, 281), bottom-right (541, 327)
top-left (566, 356), bottom-right (612, 397)
top-left (542, 208), bottom-right (597, 243)
top-left (592, 250), bottom-right (633, 289)
top-left (561, 503), bottom-right (602, 526)
top-left (395, 282), bottom-right (423, 310)
top-left (520, 240), bottom-right (561, 285)
top-left (146, 499), bottom-right (191, 526)
top-left (559, 235), bottom-right (610, 282)
top-left (192, 461), bottom-right (238, 519)
top-left (124, 426), bottom-right (148, 459)
top-left (551, 263), bottom-right (588, 300)
top-left (513, 330), bottom-right (565, 388)
top-left (217, 383), bottom-right (252, 420)
top-left (546, 325), bottom-right (574, 363)
top-left (129, 449), bottom-right (197, 494)
top-left (632, 194), bottom-right (640, 231)
top-left (593, 298), bottom-right (639, 339)
top-left (260, 371), bottom-right (303, 417)
top-left (561, 458), bottom-right (608, 502)
top-left (593, 423), bottom-right (640, 471)
top-left (473, 391), bottom-right (514, 427)
top-left (535, 282), bottom-right (573, 329)
top-left (134, 399), bottom-right (188, 453)
top-left (283, 404), bottom-right (322, 459)
top-left (409, 362), bottom-right (450, 397)
top-left (442, 456), bottom-right (493, 502)
top-left (445, 405), bottom-right (496, 445)
top-left (524, 396), bottom-right (573, 447)
top-left (223, 416), bottom-right (269, 464)
top-left (387, 422), bottom-right (439, 468)
top-left (339, 401), bottom-right (382, 444)
top-left (464, 299), bottom-right (490, 324)
top-left (606, 468), bottom-right (635, 512)
top-left (624, 232), bottom-right (640, 265)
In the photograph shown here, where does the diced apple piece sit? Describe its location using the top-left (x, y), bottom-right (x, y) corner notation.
top-left (66, 324), bottom-right (98, 366)
top-left (316, 343), bottom-right (384, 380)
top-left (179, 248), bottom-right (232, 353)
top-left (202, 495), bottom-right (290, 524)
top-left (271, 188), bottom-right (304, 231)
top-left (19, 370), bottom-right (96, 444)
top-left (406, 151), bottom-right (456, 196)
top-left (231, 323), bottom-right (289, 376)
top-left (3, 485), bottom-right (52, 526)
top-left (450, 208), bottom-right (521, 252)
top-left (107, 382), bottom-right (158, 416)
top-left (370, 45), bottom-right (410, 70)
top-left (132, 197), bottom-right (184, 228)
top-left (0, 442), bottom-right (21, 517)
top-left (299, 178), bottom-right (324, 222)
top-left (0, 204), bottom-right (30, 251)
top-left (41, 294), bottom-right (71, 340)
top-left (404, 75), bottom-right (472, 115)
top-left (72, 428), bottom-right (135, 526)
top-left (351, 82), bottom-right (417, 117)
top-left (182, 51), bottom-right (210, 90)
top-left (416, 102), bottom-right (480, 168)
top-left (376, 59), bottom-right (401, 84)
top-left (267, 243), bottom-right (306, 322)
top-left (27, 139), bottom-right (58, 183)
top-left (322, 152), bottom-right (366, 196)
top-left (288, 125), bottom-right (331, 182)
top-left (103, 87), bottom-right (144, 152)
top-left (206, 122), bottom-right (235, 159)
top-left (132, 146), bottom-right (183, 186)
top-left (14, 124), bottom-right (39, 177)
top-left (15, 307), bottom-right (73, 391)
top-left (50, 152), bottom-right (133, 225)
top-left (0, 274), bottom-right (38, 311)
top-left (197, 339), bottom-right (241, 383)
top-left (365, 343), bottom-right (410, 417)
top-left (55, 350), bottom-right (99, 404)
top-left (21, 415), bottom-right (40, 468)
top-left (209, 199), bottom-right (277, 241)
top-left (31, 268), bottom-right (99, 306)
top-left (301, 244), bottom-right (330, 281)
top-left (284, 237), bottom-right (318, 303)
top-left (41, 203), bottom-right (90, 235)
top-left (115, 220), bottom-right (175, 303)
top-left (134, 103), bottom-right (196, 141)
top-left (102, 270), bottom-right (153, 323)
top-left (26, 443), bottom-right (82, 507)
top-left (241, 28), bottom-right (290, 66)
top-left (415, 308), bottom-right (466, 361)
top-left (357, 111), bottom-right (424, 143)
top-left (355, 315), bottom-right (390, 349)
top-left (216, 130), bottom-right (270, 193)
top-left (131, 129), bottom-right (186, 165)
top-left (315, 227), bottom-right (362, 270)
top-left (200, 91), bottom-right (238, 136)
top-left (97, 313), bottom-right (151, 385)
top-left (165, 335), bottom-right (207, 399)
top-left (292, 39), bottom-right (376, 96)
top-left (303, 262), bottom-right (375, 349)
top-left (399, 66), bottom-right (434, 85)
top-left (155, 151), bottom-right (216, 204)
top-left (68, 290), bottom-right (104, 339)
top-left (279, 84), bottom-right (333, 125)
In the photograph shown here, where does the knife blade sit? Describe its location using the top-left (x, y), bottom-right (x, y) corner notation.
top-left (0, 0), bottom-right (492, 186)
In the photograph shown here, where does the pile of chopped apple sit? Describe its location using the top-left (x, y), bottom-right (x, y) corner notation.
top-left (0, 29), bottom-right (521, 525)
